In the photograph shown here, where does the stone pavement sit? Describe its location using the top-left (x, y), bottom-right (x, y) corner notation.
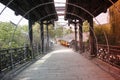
top-left (12, 44), bottom-right (115, 80)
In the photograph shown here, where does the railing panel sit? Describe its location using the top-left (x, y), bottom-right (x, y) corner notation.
top-left (0, 47), bottom-right (32, 75)
top-left (97, 44), bottom-right (120, 68)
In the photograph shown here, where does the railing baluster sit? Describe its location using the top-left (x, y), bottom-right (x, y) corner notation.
top-left (0, 45), bottom-right (42, 79)
top-left (10, 49), bottom-right (14, 70)
top-left (23, 47), bottom-right (26, 62)
top-left (0, 52), bottom-right (1, 73)
top-left (97, 44), bottom-right (120, 68)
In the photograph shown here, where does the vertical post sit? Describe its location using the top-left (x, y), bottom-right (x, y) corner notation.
top-left (79, 20), bottom-right (83, 53)
top-left (88, 16), bottom-right (97, 57)
top-left (40, 21), bottom-right (44, 54)
top-left (29, 14), bottom-right (34, 59)
top-left (0, 53), bottom-right (1, 73)
top-left (46, 21), bottom-right (49, 51)
top-left (10, 50), bottom-right (14, 69)
top-left (74, 19), bottom-right (78, 51)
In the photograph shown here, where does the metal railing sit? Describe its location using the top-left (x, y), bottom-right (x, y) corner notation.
top-left (0, 43), bottom-right (53, 79)
top-left (0, 46), bottom-right (32, 77)
top-left (97, 44), bottom-right (120, 68)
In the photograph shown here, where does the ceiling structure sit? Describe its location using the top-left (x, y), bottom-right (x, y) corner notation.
top-left (0, 0), bottom-right (119, 55)
top-left (0, 0), bottom-right (118, 24)
top-left (0, 0), bottom-right (58, 22)
top-left (64, 0), bottom-right (118, 21)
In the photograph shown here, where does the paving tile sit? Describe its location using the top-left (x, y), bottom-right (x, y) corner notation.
top-left (12, 44), bottom-right (115, 80)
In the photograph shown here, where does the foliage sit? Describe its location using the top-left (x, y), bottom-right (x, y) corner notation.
top-left (48, 24), bottom-right (56, 38)
top-left (53, 27), bottom-right (73, 38)
top-left (94, 23), bottom-right (116, 45)
top-left (0, 21), bottom-right (76, 49)
top-left (109, 0), bottom-right (120, 45)
top-left (0, 22), bottom-right (28, 49)
top-left (64, 28), bottom-right (73, 35)
top-left (94, 1), bottom-right (120, 45)
top-left (54, 27), bottom-right (63, 38)
top-left (32, 22), bottom-right (41, 44)
top-left (32, 22), bottom-right (65, 42)
top-left (82, 20), bottom-right (89, 32)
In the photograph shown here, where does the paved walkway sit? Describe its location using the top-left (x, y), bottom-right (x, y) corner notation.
top-left (12, 44), bottom-right (115, 80)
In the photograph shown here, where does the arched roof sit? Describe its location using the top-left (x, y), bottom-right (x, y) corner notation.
top-left (0, 0), bottom-right (58, 21)
top-left (65, 0), bottom-right (118, 20)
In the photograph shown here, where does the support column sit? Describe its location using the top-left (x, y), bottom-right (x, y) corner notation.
top-left (88, 17), bottom-right (97, 57)
top-left (79, 20), bottom-right (83, 53)
top-left (29, 15), bottom-right (34, 59)
top-left (46, 21), bottom-right (49, 51)
top-left (40, 21), bottom-right (44, 54)
top-left (74, 20), bottom-right (78, 51)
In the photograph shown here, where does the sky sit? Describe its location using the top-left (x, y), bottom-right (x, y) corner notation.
top-left (94, 12), bottom-right (109, 24)
top-left (0, 3), bottom-right (28, 25)
top-left (0, 1), bottom-right (109, 26)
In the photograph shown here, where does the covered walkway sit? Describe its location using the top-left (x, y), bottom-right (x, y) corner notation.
top-left (12, 44), bottom-right (115, 80)
top-left (0, 0), bottom-right (120, 80)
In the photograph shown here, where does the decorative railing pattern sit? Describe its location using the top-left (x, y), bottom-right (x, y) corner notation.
top-left (97, 44), bottom-right (120, 68)
top-left (0, 46), bottom-right (32, 76)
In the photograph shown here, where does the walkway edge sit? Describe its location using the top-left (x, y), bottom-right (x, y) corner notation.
top-left (92, 58), bottom-right (120, 80)
top-left (1, 54), bottom-right (45, 80)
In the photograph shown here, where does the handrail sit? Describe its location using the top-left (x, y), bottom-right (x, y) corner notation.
top-left (97, 44), bottom-right (120, 68)
top-left (0, 46), bottom-right (32, 74)
top-left (0, 43), bottom-right (54, 79)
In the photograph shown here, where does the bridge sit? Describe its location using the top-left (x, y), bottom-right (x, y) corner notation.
top-left (0, 0), bottom-right (120, 80)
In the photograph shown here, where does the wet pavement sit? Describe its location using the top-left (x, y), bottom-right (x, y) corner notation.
top-left (12, 44), bottom-right (115, 80)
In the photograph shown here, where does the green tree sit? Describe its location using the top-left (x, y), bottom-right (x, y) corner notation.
top-left (109, 0), bottom-right (120, 45)
top-left (64, 28), bottom-right (73, 35)
top-left (0, 22), bottom-right (14, 48)
top-left (32, 22), bottom-right (41, 44)
top-left (94, 23), bottom-right (116, 45)
top-left (0, 22), bottom-right (29, 49)
top-left (82, 20), bottom-right (89, 32)
top-left (54, 27), bottom-right (64, 38)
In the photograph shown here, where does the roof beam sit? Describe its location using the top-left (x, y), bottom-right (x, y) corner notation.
top-left (56, 6), bottom-right (65, 11)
